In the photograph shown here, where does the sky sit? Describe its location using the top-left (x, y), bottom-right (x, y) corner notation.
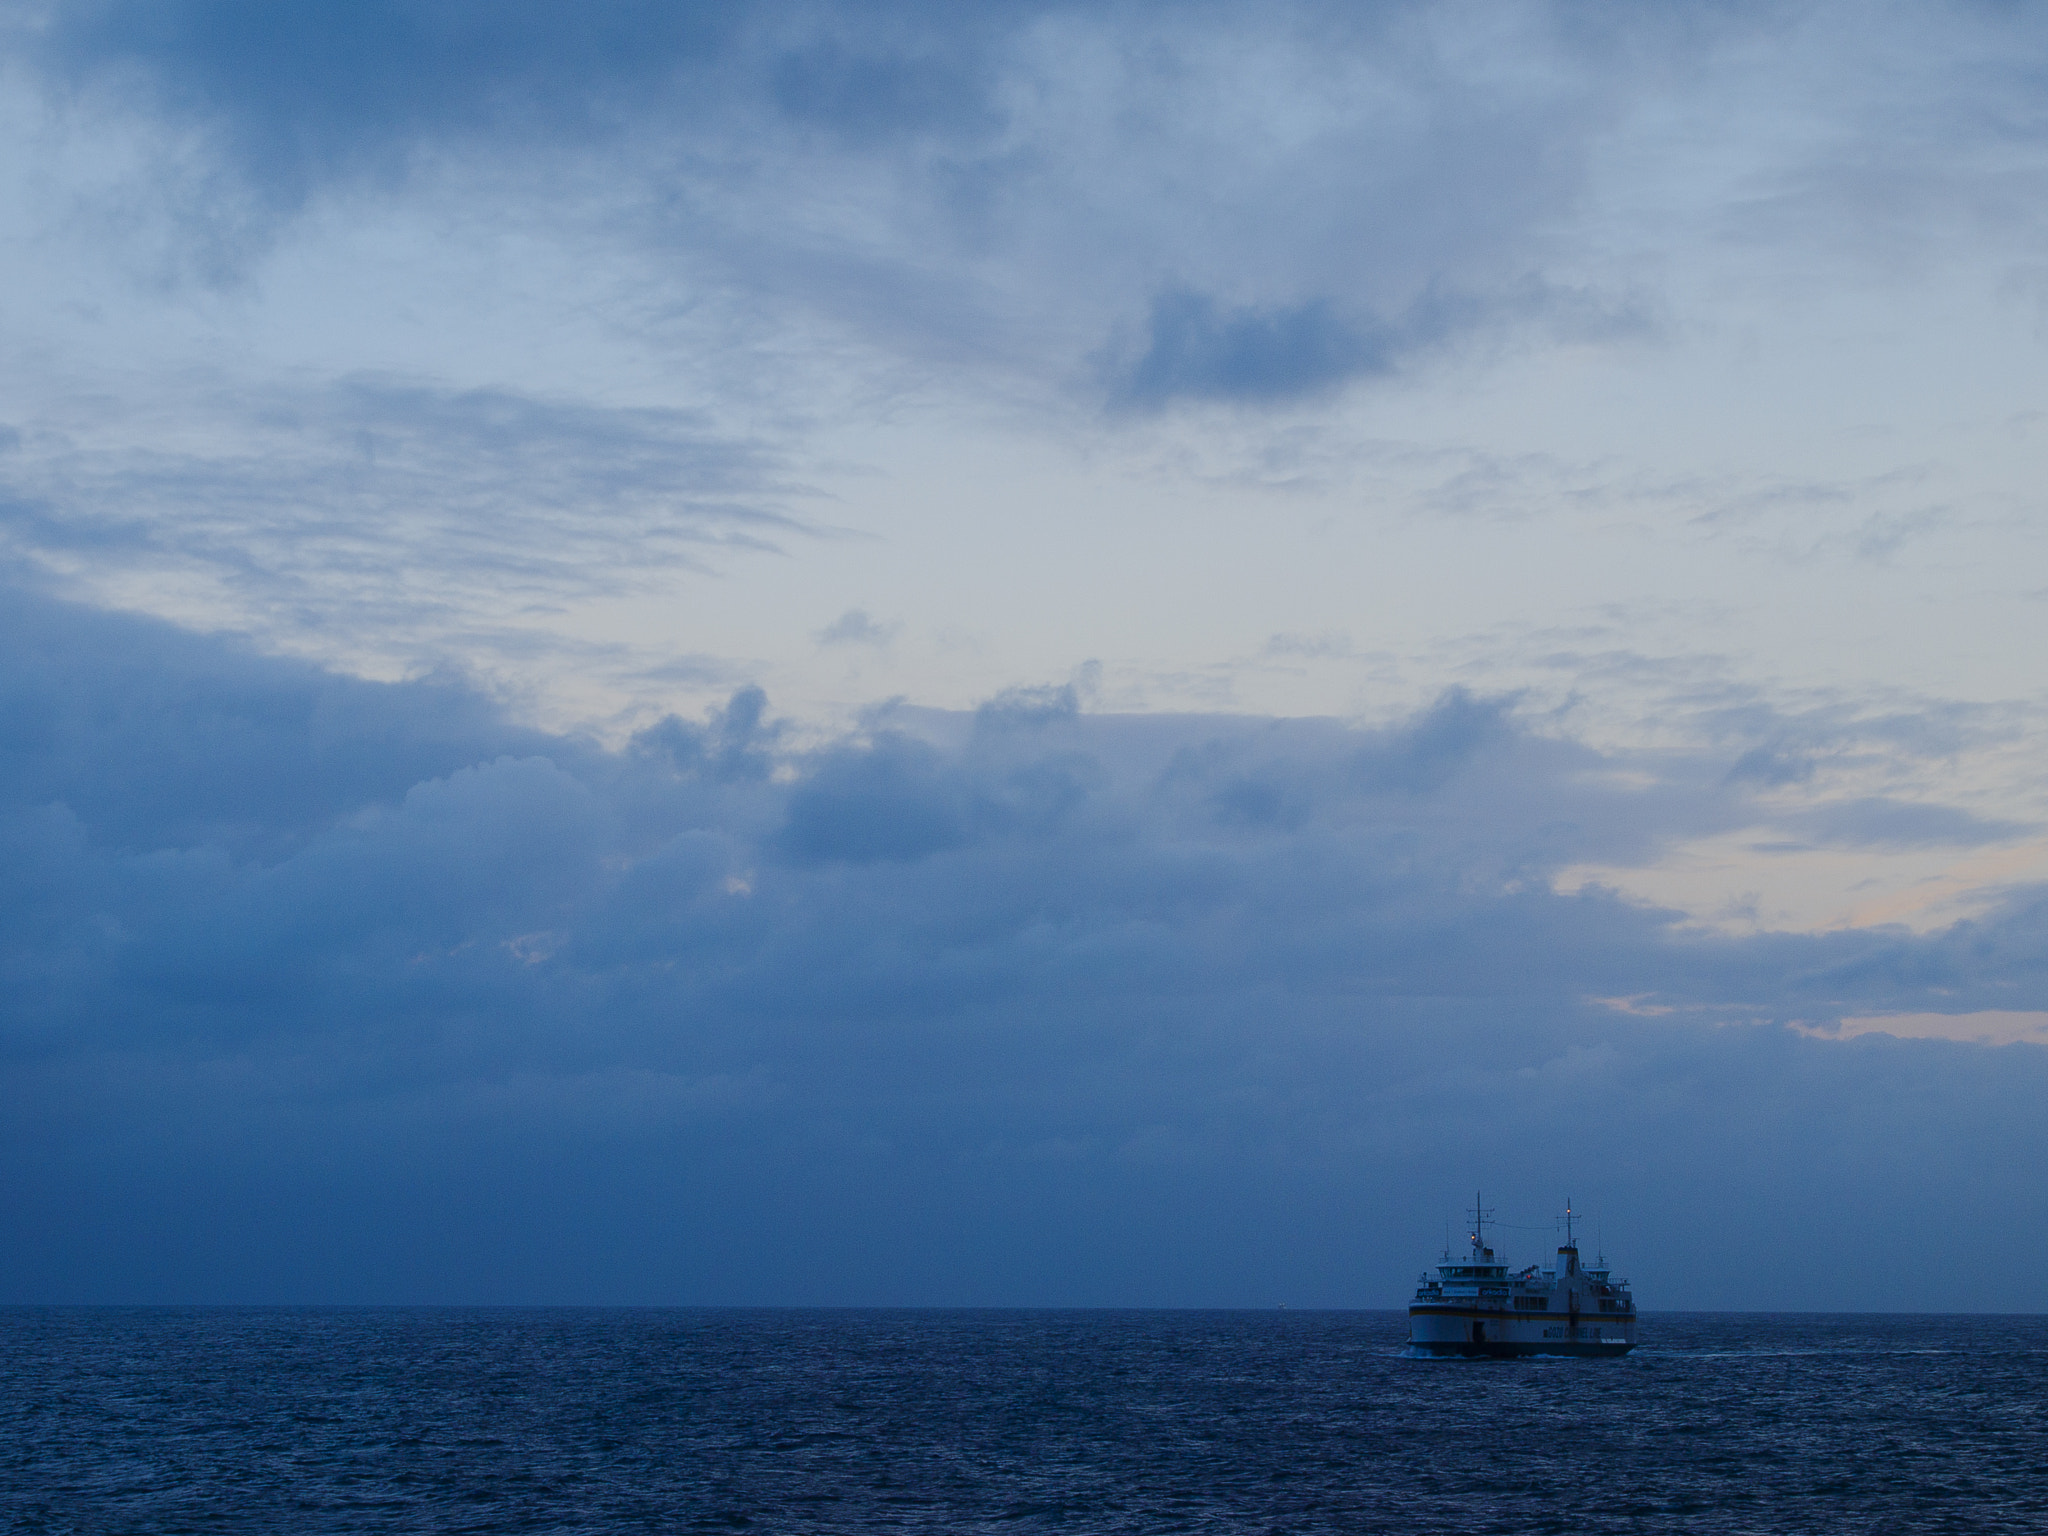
top-left (3, 0), bottom-right (2048, 1309)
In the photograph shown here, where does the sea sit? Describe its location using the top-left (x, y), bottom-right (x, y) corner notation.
top-left (2, 1309), bottom-right (2043, 1533)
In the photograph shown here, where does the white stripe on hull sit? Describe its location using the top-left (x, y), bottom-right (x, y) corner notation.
top-left (1408, 1306), bottom-right (1636, 1356)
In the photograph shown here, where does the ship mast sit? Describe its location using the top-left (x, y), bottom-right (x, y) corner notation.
top-left (1468, 1191), bottom-right (1494, 1256)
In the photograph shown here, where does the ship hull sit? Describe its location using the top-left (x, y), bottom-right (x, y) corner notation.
top-left (1405, 1337), bottom-right (1634, 1359)
top-left (1407, 1306), bottom-right (1635, 1358)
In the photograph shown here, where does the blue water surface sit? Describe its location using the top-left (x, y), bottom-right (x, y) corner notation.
top-left (2, 1308), bottom-right (2043, 1532)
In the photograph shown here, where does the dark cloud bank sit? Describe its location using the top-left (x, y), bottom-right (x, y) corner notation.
top-left (4, 587), bottom-right (2047, 1308)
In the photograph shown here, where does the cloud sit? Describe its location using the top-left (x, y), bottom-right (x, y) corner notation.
top-left (12, 0), bottom-right (2047, 412)
top-left (1106, 290), bottom-right (1394, 408)
top-left (1103, 278), bottom-right (1649, 409)
top-left (5, 587), bottom-right (2048, 1305)
top-left (1788, 797), bottom-right (2033, 851)
top-left (0, 582), bottom-right (551, 859)
top-left (816, 608), bottom-right (897, 647)
top-left (7, 1), bottom-right (1675, 395)
top-left (633, 684), bottom-right (780, 784)
top-left (1811, 1011), bottom-right (2048, 1046)
top-left (0, 377), bottom-right (803, 663)
top-left (776, 732), bottom-right (971, 865)
top-left (975, 683), bottom-right (1078, 731)
top-left (768, 32), bottom-right (1003, 148)
top-left (1724, 742), bottom-right (1815, 787)
top-left (36, 0), bottom-right (748, 212)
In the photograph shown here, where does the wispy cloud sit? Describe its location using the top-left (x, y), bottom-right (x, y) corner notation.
top-left (0, 376), bottom-right (807, 660)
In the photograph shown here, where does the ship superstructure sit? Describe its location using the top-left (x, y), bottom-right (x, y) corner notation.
top-left (1406, 1195), bottom-right (1636, 1358)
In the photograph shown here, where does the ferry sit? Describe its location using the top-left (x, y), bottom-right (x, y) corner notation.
top-left (1407, 1196), bottom-right (1637, 1358)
